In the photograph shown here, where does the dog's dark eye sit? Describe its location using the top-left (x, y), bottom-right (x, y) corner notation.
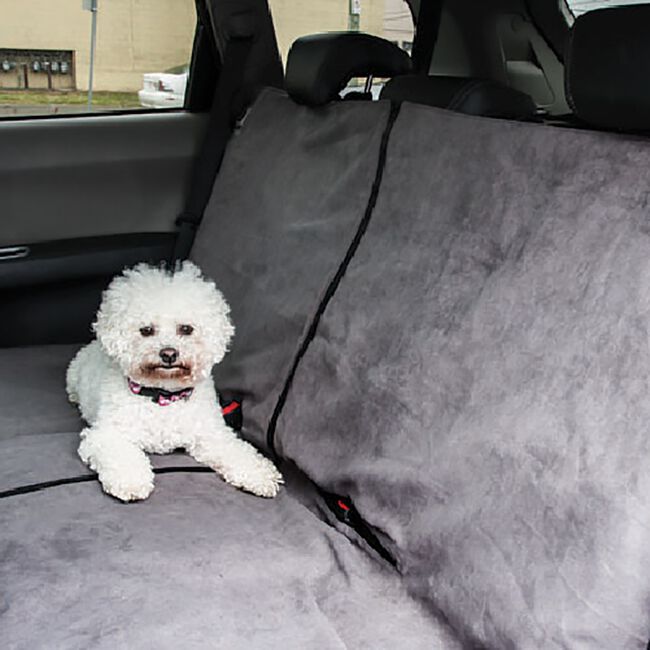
top-left (139, 326), bottom-right (155, 337)
top-left (178, 324), bottom-right (194, 336)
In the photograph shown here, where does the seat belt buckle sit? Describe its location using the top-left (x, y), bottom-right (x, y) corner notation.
top-left (175, 212), bottom-right (199, 229)
top-left (219, 392), bottom-right (243, 432)
top-left (334, 497), bottom-right (353, 524)
top-left (321, 489), bottom-right (397, 566)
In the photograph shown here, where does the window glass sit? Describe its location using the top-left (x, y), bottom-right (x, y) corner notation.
top-left (269, 0), bottom-right (414, 64)
top-left (269, 0), bottom-right (414, 99)
top-left (565, 0), bottom-right (649, 16)
top-left (0, 0), bottom-right (195, 117)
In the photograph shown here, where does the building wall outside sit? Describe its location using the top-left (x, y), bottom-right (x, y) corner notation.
top-left (382, 0), bottom-right (414, 49)
top-left (0, 0), bottom-right (412, 93)
top-left (0, 0), bottom-right (196, 92)
top-left (270, 0), bottom-right (387, 63)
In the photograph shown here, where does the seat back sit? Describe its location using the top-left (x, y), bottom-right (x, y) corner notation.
top-left (192, 15), bottom-right (650, 642)
top-left (381, 73), bottom-right (536, 120)
top-left (272, 8), bottom-right (650, 648)
top-left (190, 88), bottom-right (392, 448)
top-left (190, 29), bottom-right (547, 451)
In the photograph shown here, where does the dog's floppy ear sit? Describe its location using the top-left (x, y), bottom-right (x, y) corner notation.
top-left (204, 284), bottom-right (235, 364)
top-left (92, 265), bottom-right (145, 359)
top-left (176, 261), bottom-right (235, 364)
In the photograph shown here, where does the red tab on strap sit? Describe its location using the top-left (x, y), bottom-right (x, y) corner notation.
top-left (221, 401), bottom-right (240, 416)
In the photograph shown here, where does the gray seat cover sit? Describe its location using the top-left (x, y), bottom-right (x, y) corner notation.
top-left (0, 432), bottom-right (207, 492)
top-left (0, 91), bottom-right (465, 649)
top-left (0, 88), bottom-right (388, 489)
top-left (191, 88), bottom-right (391, 451)
top-left (277, 103), bottom-right (650, 648)
top-left (0, 346), bottom-right (203, 491)
top-left (0, 344), bottom-right (81, 441)
top-left (0, 472), bottom-right (459, 649)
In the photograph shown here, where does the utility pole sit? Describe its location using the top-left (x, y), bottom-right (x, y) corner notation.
top-left (349, 0), bottom-right (361, 31)
top-left (83, 0), bottom-right (99, 109)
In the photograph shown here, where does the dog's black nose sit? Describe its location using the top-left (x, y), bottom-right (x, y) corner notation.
top-left (159, 348), bottom-right (178, 365)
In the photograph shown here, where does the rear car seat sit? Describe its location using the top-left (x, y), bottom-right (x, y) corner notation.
top-left (0, 345), bottom-right (82, 441)
top-left (0, 34), bottom-right (460, 649)
top-left (274, 7), bottom-right (650, 649)
top-left (381, 73), bottom-right (537, 119)
top-left (4, 8), bottom-right (650, 647)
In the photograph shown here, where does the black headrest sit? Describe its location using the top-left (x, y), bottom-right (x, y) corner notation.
top-left (380, 75), bottom-right (537, 121)
top-left (285, 32), bottom-right (412, 106)
top-left (566, 4), bottom-right (650, 131)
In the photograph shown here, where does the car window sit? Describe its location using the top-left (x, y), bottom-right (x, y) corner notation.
top-left (565, 0), bottom-right (649, 15)
top-left (269, 0), bottom-right (414, 97)
top-left (269, 0), bottom-right (414, 64)
top-left (0, 0), bottom-right (195, 118)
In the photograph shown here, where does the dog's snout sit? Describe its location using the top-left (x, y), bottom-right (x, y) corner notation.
top-left (159, 347), bottom-right (178, 365)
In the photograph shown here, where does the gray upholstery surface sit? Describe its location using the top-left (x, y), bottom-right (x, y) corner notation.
top-left (191, 88), bottom-right (390, 451)
top-left (0, 345), bottom-right (81, 440)
top-left (0, 432), bottom-right (204, 492)
top-left (0, 92), bottom-right (465, 650)
top-left (0, 472), bottom-right (459, 650)
top-left (0, 345), bottom-right (205, 493)
top-left (277, 103), bottom-right (650, 648)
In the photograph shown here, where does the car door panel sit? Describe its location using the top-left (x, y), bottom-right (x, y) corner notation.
top-left (0, 112), bottom-right (207, 347)
top-left (0, 232), bottom-right (176, 346)
top-left (0, 112), bottom-right (206, 245)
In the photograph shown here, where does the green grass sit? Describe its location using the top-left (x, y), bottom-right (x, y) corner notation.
top-left (0, 90), bottom-right (140, 108)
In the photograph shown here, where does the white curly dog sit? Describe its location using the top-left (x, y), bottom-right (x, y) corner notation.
top-left (66, 262), bottom-right (283, 502)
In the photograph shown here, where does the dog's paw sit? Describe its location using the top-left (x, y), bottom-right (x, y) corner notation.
top-left (98, 470), bottom-right (155, 502)
top-left (247, 457), bottom-right (284, 498)
top-left (225, 456), bottom-right (284, 498)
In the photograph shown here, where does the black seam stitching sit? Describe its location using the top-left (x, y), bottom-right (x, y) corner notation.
top-left (265, 101), bottom-right (402, 458)
top-left (0, 466), bottom-right (213, 500)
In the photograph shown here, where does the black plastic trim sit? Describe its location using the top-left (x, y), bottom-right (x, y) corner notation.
top-left (0, 232), bottom-right (176, 347)
top-left (0, 233), bottom-right (175, 290)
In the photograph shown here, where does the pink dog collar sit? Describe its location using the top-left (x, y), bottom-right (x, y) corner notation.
top-left (128, 379), bottom-right (194, 406)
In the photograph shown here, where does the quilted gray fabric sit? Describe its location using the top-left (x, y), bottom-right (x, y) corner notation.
top-left (191, 88), bottom-right (390, 451)
top-left (277, 103), bottom-right (650, 648)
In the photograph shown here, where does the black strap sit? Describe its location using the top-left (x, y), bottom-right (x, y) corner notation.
top-left (321, 490), bottom-right (397, 566)
top-left (0, 467), bottom-right (214, 500)
top-left (171, 20), bottom-right (256, 263)
top-left (219, 391), bottom-right (244, 432)
top-left (266, 102), bottom-right (402, 458)
top-left (411, 0), bottom-right (444, 74)
top-left (262, 103), bottom-right (401, 568)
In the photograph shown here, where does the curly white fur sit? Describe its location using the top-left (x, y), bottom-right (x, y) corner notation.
top-left (66, 262), bottom-right (283, 501)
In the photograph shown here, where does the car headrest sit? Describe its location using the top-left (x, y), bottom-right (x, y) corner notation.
top-left (285, 32), bottom-right (412, 106)
top-left (566, 4), bottom-right (650, 131)
top-left (380, 75), bottom-right (537, 120)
